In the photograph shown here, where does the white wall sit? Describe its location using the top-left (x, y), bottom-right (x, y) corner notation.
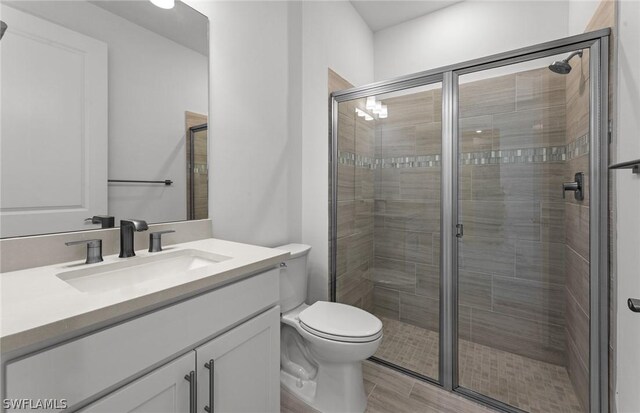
top-left (184, 1), bottom-right (300, 247)
top-left (300, 1), bottom-right (374, 302)
top-left (7, 1), bottom-right (208, 224)
top-left (615, 1), bottom-right (640, 411)
top-left (568, 0), bottom-right (601, 35)
top-left (373, 0), bottom-right (570, 80)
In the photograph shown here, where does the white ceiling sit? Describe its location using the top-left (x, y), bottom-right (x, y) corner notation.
top-left (350, 0), bottom-right (463, 32)
top-left (91, 0), bottom-right (208, 56)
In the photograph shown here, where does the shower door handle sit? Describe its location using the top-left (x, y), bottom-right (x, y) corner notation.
top-left (562, 172), bottom-right (584, 201)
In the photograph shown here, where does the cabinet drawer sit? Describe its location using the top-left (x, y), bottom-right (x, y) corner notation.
top-left (5, 268), bottom-right (279, 411)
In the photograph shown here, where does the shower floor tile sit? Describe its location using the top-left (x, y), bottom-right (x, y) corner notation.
top-left (374, 317), bottom-right (584, 413)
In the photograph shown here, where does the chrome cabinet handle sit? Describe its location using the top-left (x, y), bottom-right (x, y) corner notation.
top-left (629, 298), bottom-right (640, 313)
top-left (184, 370), bottom-right (196, 413)
top-left (204, 359), bottom-right (214, 412)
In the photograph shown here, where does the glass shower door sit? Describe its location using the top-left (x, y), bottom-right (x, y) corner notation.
top-left (456, 51), bottom-right (591, 412)
top-left (334, 82), bottom-right (443, 382)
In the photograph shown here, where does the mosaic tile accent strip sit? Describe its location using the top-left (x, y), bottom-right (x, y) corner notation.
top-left (337, 134), bottom-right (590, 169)
top-left (566, 134), bottom-right (590, 160)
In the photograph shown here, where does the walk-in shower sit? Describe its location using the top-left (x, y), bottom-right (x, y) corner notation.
top-left (330, 29), bottom-right (609, 413)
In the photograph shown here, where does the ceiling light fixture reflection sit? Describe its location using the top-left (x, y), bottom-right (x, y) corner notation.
top-left (355, 107), bottom-right (374, 121)
top-left (150, 0), bottom-right (175, 9)
top-left (379, 105), bottom-right (388, 119)
top-left (366, 96), bottom-right (376, 111)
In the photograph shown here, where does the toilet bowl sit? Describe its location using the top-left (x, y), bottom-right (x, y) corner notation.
top-left (276, 244), bottom-right (382, 413)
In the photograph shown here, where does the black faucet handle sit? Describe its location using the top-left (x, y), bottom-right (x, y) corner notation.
top-left (149, 230), bottom-right (176, 253)
top-left (65, 239), bottom-right (103, 264)
top-left (85, 215), bottom-right (115, 228)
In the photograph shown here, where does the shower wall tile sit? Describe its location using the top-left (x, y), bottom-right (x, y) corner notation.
top-left (373, 286), bottom-right (400, 320)
top-left (469, 308), bottom-right (565, 366)
top-left (516, 68), bottom-right (566, 111)
top-left (399, 168), bottom-right (441, 201)
top-left (375, 168), bottom-right (400, 200)
top-left (355, 118), bottom-right (375, 157)
top-left (540, 202), bottom-right (566, 242)
top-left (433, 88), bottom-right (443, 120)
top-left (405, 231), bottom-right (434, 265)
top-left (459, 165), bottom-right (473, 200)
top-left (338, 163), bottom-right (354, 201)
top-left (492, 276), bottom-right (565, 326)
top-left (565, 288), bottom-right (589, 369)
top-left (471, 163), bottom-right (566, 202)
top-left (459, 74), bottom-right (516, 118)
top-left (492, 106), bottom-right (566, 150)
top-left (378, 90), bottom-right (435, 127)
top-left (399, 292), bottom-right (440, 332)
top-left (355, 199), bottom-right (374, 235)
top-left (371, 257), bottom-right (416, 292)
top-left (338, 111), bottom-right (355, 153)
top-left (565, 49), bottom-right (590, 143)
top-left (459, 236), bottom-right (516, 277)
top-left (375, 227), bottom-right (407, 261)
top-left (415, 122), bottom-right (442, 155)
top-left (515, 240), bottom-right (565, 284)
top-left (336, 261), bottom-right (373, 307)
top-left (567, 330), bottom-right (589, 413)
top-left (346, 232), bottom-right (374, 273)
top-left (566, 86), bottom-right (590, 142)
top-left (459, 200), bottom-right (541, 241)
top-left (565, 203), bottom-right (590, 260)
top-left (381, 200), bottom-right (439, 233)
top-left (565, 245), bottom-right (590, 313)
top-left (458, 305), bottom-right (472, 341)
top-left (415, 264), bottom-right (439, 300)
top-left (355, 168), bottom-right (374, 200)
top-left (381, 125), bottom-right (416, 157)
top-left (337, 200), bottom-right (355, 239)
top-left (459, 270), bottom-right (492, 311)
top-left (459, 116), bottom-right (493, 152)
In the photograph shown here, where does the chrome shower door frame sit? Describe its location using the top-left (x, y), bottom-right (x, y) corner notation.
top-left (330, 28), bottom-right (610, 413)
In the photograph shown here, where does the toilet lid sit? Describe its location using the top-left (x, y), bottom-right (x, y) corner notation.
top-left (298, 301), bottom-right (383, 342)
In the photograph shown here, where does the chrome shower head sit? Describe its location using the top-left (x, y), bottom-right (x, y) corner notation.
top-left (0, 21), bottom-right (7, 41)
top-left (548, 50), bottom-right (583, 75)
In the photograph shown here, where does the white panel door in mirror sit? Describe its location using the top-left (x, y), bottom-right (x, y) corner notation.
top-left (0, 5), bottom-right (107, 237)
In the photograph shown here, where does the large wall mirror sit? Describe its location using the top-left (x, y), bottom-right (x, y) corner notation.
top-left (0, 0), bottom-right (209, 238)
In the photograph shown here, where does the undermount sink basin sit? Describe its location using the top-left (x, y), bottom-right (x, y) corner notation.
top-left (57, 249), bottom-right (232, 293)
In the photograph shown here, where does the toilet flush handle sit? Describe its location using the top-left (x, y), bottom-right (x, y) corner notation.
top-left (280, 262), bottom-right (287, 268)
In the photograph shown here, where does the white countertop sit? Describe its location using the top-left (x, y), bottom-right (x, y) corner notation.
top-left (0, 238), bottom-right (288, 355)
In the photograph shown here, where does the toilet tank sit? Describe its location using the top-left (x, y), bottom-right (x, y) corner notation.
top-left (275, 244), bottom-right (311, 313)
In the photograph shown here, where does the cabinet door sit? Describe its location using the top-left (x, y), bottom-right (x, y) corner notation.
top-left (80, 352), bottom-right (195, 413)
top-left (196, 306), bottom-right (280, 413)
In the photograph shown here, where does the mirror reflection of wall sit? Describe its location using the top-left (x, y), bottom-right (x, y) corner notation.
top-left (0, 0), bottom-right (208, 238)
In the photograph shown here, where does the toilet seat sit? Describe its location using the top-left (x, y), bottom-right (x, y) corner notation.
top-left (298, 301), bottom-right (383, 343)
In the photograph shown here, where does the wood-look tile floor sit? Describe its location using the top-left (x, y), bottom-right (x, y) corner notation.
top-left (281, 360), bottom-right (497, 413)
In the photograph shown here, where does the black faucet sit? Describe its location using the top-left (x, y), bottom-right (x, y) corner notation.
top-left (119, 219), bottom-right (148, 258)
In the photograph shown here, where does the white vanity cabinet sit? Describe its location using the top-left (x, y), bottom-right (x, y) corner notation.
top-left (4, 268), bottom-right (281, 413)
top-left (81, 306), bottom-right (280, 413)
top-left (80, 352), bottom-right (195, 413)
top-left (195, 306), bottom-right (280, 413)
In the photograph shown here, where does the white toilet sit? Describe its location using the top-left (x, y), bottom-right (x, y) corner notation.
top-left (276, 244), bottom-right (383, 413)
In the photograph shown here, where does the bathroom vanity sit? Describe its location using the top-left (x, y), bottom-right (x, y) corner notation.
top-left (0, 238), bottom-right (287, 412)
